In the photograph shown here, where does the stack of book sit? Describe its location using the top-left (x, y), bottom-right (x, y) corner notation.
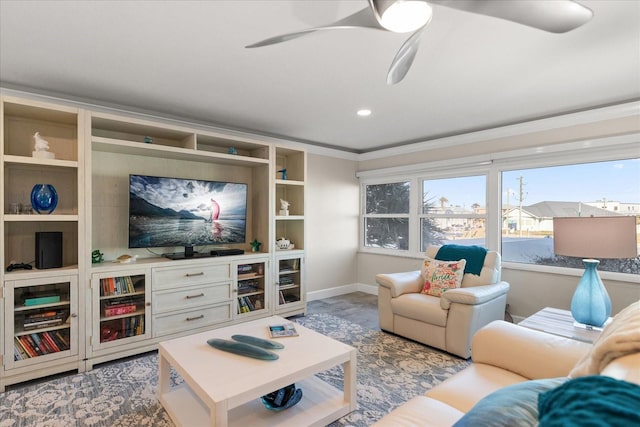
top-left (23, 309), bottom-right (69, 331)
top-left (103, 297), bottom-right (139, 317)
top-left (14, 330), bottom-right (71, 360)
top-left (279, 276), bottom-right (294, 286)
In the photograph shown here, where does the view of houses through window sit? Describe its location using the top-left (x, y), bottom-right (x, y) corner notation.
top-left (362, 158), bottom-right (639, 275)
top-left (421, 175), bottom-right (487, 250)
top-left (501, 159), bottom-right (639, 274)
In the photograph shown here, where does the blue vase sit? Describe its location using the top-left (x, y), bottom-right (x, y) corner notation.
top-left (30, 184), bottom-right (58, 214)
top-left (570, 259), bottom-right (611, 327)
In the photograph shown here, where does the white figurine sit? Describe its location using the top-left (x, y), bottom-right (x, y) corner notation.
top-left (279, 199), bottom-right (290, 216)
top-left (32, 132), bottom-right (55, 159)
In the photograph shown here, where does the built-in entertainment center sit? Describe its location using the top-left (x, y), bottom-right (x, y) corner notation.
top-left (0, 94), bottom-right (306, 390)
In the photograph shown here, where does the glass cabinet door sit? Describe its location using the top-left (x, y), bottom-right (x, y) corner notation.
top-left (235, 259), bottom-right (268, 317)
top-left (6, 275), bottom-right (78, 369)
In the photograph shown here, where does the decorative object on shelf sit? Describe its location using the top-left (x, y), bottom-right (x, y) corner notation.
top-left (276, 237), bottom-right (291, 250)
top-left (279, 199), bottom-right (290, 216)
top-left (277, 168), bottom-right (287, 180)
top-left (114, 254), bottom-right (138, 264)
top-left (32, 132), bottom-right (55, 159)
top-left (91, 249), bottom-right (104, 264)
top-left (261, 384), bottom-right (303, 411)
top-left (250, 239), bottom-right (262, 252)
top-left (30, 184), bottom-right (58, 214)
top-left (227, 146), bottom-right (238, 155)
top-left (553, 216), bottom-right (637, 328)
top-left (143, 136), bottom-right (153, 144)
top-left (9, 202), bottom-right (20, 214)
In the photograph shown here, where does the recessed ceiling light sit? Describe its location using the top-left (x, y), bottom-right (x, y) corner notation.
top-left (357, 109), bottom-right (372, 117)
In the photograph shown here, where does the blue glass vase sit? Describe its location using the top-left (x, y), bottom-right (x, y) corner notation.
top-left (570, 259), bottom-right (611, 327)
top-left (30, 184), bottom-right (58, 214)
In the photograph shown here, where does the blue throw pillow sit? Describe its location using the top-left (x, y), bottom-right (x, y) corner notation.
top-left (453, 377), bottom-right (567, 427)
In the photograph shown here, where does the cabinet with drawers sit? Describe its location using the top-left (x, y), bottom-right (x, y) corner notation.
top-left (152, 261), bottom-right (233, 337)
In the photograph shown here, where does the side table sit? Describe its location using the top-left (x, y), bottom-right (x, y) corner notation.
top-left (518, 307), bottom-right (606, 344)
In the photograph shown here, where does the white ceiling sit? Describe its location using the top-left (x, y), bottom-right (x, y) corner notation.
top-left (1, 0), bottom-right (639, 153)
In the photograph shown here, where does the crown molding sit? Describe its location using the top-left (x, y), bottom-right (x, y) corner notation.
top-left (358, 100), bottom-right (640, 161)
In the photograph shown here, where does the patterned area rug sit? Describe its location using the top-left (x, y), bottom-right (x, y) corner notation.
top-left (0, 313), bottom-right (470, 427)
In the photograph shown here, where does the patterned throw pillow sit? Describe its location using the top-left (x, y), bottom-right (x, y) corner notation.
top-left (421, 257), bottom-right (466, 297)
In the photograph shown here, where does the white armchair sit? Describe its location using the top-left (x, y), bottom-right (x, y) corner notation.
top-left (376, 245), bottom-right (510, 358)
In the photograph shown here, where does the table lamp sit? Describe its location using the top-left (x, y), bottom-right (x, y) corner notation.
top-left (553, 216), bottom-right (637, 328)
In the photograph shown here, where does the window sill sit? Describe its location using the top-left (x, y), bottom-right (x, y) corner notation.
top-left (502, 261), bottom-right (640, 284)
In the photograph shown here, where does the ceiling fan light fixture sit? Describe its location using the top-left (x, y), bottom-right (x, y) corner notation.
top-left (372, 0), bottom-right (432, 33)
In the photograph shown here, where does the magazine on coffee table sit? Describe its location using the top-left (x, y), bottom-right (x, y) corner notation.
top-left (268, 323), bottom-right (299, 338)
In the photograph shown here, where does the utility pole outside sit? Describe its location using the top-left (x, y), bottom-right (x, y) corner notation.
top-left (516, 176), bottom-right (527, 237)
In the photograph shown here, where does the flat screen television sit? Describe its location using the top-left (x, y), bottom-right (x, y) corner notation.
top-left (129, 174), bottom-right (247, 256)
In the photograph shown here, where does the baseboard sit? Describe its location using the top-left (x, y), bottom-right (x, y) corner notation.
top-left (307, 283), bottom-right (378, 301)
top-left (512, 315), bottom-right (525, 324)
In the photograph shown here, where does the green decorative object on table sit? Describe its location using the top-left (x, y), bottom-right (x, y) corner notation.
top-left (207, 338), bottom-right (279, 360)
top-left (231, 334), bottom-right (284, 349)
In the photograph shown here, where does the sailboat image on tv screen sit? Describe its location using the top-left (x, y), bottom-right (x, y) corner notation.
top-left (128, 175), bottom-right (247, 248)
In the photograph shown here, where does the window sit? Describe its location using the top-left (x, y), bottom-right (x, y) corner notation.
top-left (358, 138), bottom-right (638, 280)
top-left (363, 182), bottom-right (410, 250)
top-left (421, 176), bottom-right (487, 251)
top-left (501, 159), bottom-right (640, 273)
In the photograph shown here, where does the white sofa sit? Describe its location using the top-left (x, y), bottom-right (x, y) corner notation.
top-left (373, 302), bottom-right (640, 427)
top-left (376, 246), bottom-right (509, 358)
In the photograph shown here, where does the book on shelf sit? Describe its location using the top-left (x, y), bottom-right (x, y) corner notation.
top-left (100, 276), bottom-right (138, 296)
top-left (104, 304), bottom-right (137, 317)
top-left (23, 309), bottom-right (69, 330)
top-left (268, 323), bottom-right (299, 338)
top-left (24, 295), bottom-right (61, 306)
top-left (238, 281), bottom-right (259, 293)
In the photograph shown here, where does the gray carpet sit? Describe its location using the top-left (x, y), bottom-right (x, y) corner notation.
top-left (0, 313), bottom-right (470, 426)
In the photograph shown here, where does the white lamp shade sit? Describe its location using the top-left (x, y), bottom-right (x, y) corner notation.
top-left (553, 216), bottom-right (638, 259)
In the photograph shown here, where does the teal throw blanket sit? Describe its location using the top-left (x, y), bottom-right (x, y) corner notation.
top-left (538, 376), bottom-right (640, 427)
top-left (435, 244), bottom-right (487, 276)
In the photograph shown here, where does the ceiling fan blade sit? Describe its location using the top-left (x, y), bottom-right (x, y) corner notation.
top-left (429, 0), bottom-right (593, 33)
top-left (387, 23), bottom-right (428, 85)
top-left (246, 6), bottom-right (381, 48)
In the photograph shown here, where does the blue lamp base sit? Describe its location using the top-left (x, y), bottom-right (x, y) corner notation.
top-left (570, 259), bottom-right (611, 328)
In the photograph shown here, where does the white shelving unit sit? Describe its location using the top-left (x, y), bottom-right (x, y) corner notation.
top-left (0, 94), bottom-right (307, 388)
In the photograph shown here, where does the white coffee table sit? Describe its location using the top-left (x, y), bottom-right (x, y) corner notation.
top-left (158, 315), bottom-right (357, 427)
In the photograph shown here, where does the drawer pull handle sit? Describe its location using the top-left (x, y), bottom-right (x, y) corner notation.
top-left (186, 315), bottom-right (205, 321)
top-left (186, 293), bottom-right (205, 299)
top-left (186, 272), bottom-right (205, 277)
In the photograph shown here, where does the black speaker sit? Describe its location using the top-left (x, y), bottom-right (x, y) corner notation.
top-left (35, 232), bottom-right (63, 269)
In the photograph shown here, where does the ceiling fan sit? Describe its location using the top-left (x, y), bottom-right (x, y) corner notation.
top-left (246, 0), bottom-right (593, 85)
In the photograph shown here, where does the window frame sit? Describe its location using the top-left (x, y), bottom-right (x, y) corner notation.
top-left (419, 174), bottom-right (489, 251)
top-left (357, 135), bottom-right (639, 282)
top-left (361, 178), bottom-right (415, 254)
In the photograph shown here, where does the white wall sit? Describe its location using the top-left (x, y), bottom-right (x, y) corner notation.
top-left (305, 153), bottom-right (360, 293)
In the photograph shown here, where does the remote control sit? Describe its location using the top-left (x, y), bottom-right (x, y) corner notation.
top-left (6, 263), bottom-right (33, 272)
